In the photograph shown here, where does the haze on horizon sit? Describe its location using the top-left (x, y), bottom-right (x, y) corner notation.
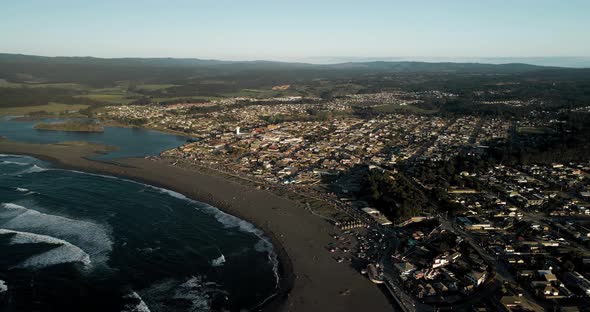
top-left (2, 0), bottom-right (590, 66)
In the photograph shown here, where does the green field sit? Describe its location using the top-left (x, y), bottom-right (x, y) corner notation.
top-left (135, 84), bottom-right (178, 91)
top-left (0, 103), bottom-right (90, 116)
top-left (0, 81), bottom-right (89, 90)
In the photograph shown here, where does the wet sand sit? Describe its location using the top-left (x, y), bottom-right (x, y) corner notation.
top-left (0, 139), bottom-right (393, 312)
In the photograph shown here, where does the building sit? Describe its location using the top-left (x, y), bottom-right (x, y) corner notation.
top-left (361, 207), bottom-right (393, 226)
top-left (394, 262), bottom-right (416, 277)
top-left (564, 271), bottom-right (590, 296)
top-left (466, 270), bottom-right (487, 286)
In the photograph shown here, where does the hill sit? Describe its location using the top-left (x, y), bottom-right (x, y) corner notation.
top-left (0, 53), bottom-right (588, 112)
top-left (0, 53), bottom-right (557, 86)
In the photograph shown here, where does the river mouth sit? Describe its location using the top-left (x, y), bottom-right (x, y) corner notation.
top-left (0, 117), bottom-right (190, 160)
top-left (0, 154), bottom-right (278, 311)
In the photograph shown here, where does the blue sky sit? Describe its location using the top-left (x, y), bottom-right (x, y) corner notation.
top-left (1, 0), bottom-right (589, 61)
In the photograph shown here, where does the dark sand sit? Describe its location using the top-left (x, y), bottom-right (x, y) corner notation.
top-left (0, 140), bottom-right (393, 312)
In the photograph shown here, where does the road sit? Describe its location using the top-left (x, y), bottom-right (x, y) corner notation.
top-left (439, 217), bottom-right (545, 311)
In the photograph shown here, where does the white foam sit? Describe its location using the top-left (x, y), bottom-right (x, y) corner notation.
top-left (173, 276), bottom-right (227, 311)
top-left (150, 189), bottom-right (281, 287)
top-left (10, 164), bottom-right (48, 176)
top-left (122, 292), bottom-right (151, 312)
top-left (0, 229), bottom-right (91, 269)
top-left (202, 205), bottom-right (280, 286)
top-left (140, 276), bottom-right (227, 312)
top-left (56, 167), bottom-right (280, 284)
top-left (0, 160), bottom-right (30, 166)
top-left (0, 203), bottom-right (112, 266)
top-left (210, 254), bottom-right (226, 267)
top-left (23, 165), bottom-right (47, 174)
top-left (2, 155), bottom-right (280, 289)
top-left (0, 280), bottom-right (7, 293)
top-left (15, 187), bottom-right (29, 192)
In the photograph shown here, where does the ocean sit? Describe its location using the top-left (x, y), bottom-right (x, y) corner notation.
top-left (0, 154), bottom-right (278, 311)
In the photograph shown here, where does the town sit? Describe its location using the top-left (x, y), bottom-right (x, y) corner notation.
top-left (101, 90), bottom-right (590, 312)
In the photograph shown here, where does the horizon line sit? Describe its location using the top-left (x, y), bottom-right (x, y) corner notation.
top-left (2, 52), bottom-right (590, 68)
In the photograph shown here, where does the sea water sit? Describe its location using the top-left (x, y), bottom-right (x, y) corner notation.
top-left (0, 154), bottom-right (278, 311)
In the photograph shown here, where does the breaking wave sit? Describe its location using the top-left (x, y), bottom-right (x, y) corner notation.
top-left (134, 183), bottom-right (281, 288)
top-left (210, 254), bottom-right (226, 267)
top-left (22, 165), bottom-right (47, 174)
top-left (0, 229), bottom-right (91, 269)
top-left (0, 160), bottom-right (30, 166)
top-left (0, 202), bottom-right (113, 266)
top-left (0, 155), bottom-right (279, 309)
top-left (202, 204), bottom-right (280, 286)
top-left (122, 292), bottom-right (151, 312)
top-left (140, 276), bottom-right (228, 312)
top-left (51, 168), bottom-right (280, 285)
top-left (5, 164), bottom-right (49, 176)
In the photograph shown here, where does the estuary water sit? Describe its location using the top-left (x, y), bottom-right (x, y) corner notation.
top-left (0, 129), bottom-right (279, 311)
top-left (0, 117), bottom-right (189, 160)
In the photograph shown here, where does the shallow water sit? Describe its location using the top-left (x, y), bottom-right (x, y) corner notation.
top-left (0, 118), bottom-right (189, 160)
top-left (0, 155), bottom-right (278, 311)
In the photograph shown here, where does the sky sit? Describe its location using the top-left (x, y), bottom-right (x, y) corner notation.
top-left (1, 0), bottom-right (589, 62)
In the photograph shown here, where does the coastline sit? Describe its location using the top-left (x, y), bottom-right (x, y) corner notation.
top-left (0, 139), bottom-right (393, 312)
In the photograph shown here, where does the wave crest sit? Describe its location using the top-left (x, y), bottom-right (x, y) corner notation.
top-left (210, 254), bottom-right (226, 267)
top-left (0, 229), bottom-right (91, 269)
top-left (122, 292), bottom-right (151, 312)
top-left (0, 202), bottom-right (113, 266)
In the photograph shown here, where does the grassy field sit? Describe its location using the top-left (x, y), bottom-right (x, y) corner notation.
top-left (0, 80), bottom-right (89, 90)
top-left (135, 84), bottom-right (178, 91)
top-left (0, 103), bottom-right (90, 116)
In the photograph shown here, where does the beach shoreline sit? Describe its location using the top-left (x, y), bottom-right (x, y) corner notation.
top-left (0, 139), bottom-right (393, 312)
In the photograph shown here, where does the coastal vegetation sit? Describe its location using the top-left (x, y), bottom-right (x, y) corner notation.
top-left (362, 170), bottom-right (427, 221)
top-left (34, 121), bottom-right (104, 132)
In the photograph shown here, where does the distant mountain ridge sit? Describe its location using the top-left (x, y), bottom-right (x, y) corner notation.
top-left (0, 53), bottom-right (576, 87)
top-left (0, 53), bottom-right (557, 70)
top-left (305, 56), bottom-right (590, 68)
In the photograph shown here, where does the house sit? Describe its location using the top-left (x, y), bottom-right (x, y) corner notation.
top-left (433, 282), bottom-right (449, 294)
top-left (394, 262), bottom-right (416, 277)
top-left (425, 283), bottom-right (437, 297)
top-left (541, 285), bottom-right (560, 298)
top-left (432, 256), bottom-right (449, 269)
top-left (466, 270), bottom-right (487, 286)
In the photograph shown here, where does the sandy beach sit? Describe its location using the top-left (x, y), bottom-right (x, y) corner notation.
top-left (0, 139), bottom-right (393, 312)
